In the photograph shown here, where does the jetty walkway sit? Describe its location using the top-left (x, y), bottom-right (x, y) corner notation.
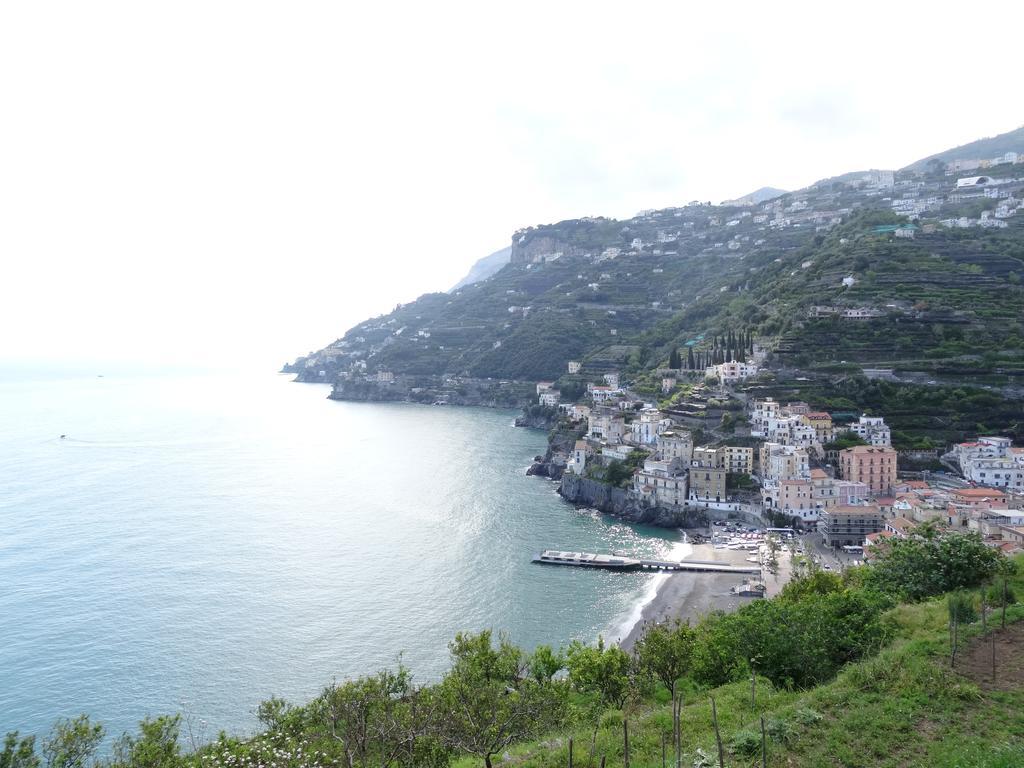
top-left (533, 549), bottom-right (761, 574)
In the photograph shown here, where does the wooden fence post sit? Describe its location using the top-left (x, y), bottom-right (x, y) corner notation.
top-left (711, 697), bottom-right (724, 768)
top-left (671, 692), bottom-right (679, 768)
top-left (761, 714), bottom-right (767, 768)
top-left (992, 632), bottom-right (997, 682)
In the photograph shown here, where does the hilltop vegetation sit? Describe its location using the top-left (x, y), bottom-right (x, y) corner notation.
top-left (5, 535), bottom-right (1020, 768)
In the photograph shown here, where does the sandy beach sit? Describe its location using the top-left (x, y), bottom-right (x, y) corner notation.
top-left (620, 538), bottom-right (792, 650)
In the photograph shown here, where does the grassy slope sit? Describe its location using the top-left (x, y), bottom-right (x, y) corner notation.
top-left (455, 560), bottom-right (1024, 768)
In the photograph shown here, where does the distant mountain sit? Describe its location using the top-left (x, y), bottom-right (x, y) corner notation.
top-left (721, 186), bottom-right (787, 205)
top-left (903, 125), bottom-right (1024, 171)
top-left (450, 247), bottom-right (511, 291)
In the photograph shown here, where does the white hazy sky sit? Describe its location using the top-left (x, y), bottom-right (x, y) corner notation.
top-left (2, 1), bottom-right (1022, 371)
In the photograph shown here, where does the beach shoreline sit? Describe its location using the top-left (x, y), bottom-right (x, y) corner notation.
top-left (619, 533), bottom-right (786, 650)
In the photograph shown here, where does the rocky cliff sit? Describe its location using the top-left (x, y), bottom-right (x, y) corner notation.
top-left (510, 234), bottom-right (587, 264)
top-left (558, 473), bottom-right (711, 528)
top-left (525, 423), bottom-right (582, 479)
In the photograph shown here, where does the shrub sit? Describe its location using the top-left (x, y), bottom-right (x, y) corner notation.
top-left (727, 730), bottom-right (761, 758)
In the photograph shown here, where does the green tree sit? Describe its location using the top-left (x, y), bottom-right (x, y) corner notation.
top-left (633, 619), bottom-right (696, 695)
top-left (437, 632), bottom-right (565, 768)
top-left (527, 645), bottom-right (565, 683)
top-left (1, 733), bottom-right (40, 768)
top-left (41, 717), bottom-right (103, 768)
top-left (866, 531), bottom-right (1009, 601)
top-left (110, 716), bottom-right (181, 768)
top-left (566, 638), bottom-right (638, 709)
top-left (690, 588), bottom-right (889, 689)
top-left (313, 666), bottom-right (443, 768)
top-left (604, 460), bottom-right (636, 488)
top-left (668, 347), bottom-right (681, 369)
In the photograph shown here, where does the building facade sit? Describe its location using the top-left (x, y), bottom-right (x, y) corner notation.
top-left (689, 465), bottom-right (727, 502)
top-left (821, 504), bottom-right (884, 546)
top-left (839, 446), bottom-right (897, 496)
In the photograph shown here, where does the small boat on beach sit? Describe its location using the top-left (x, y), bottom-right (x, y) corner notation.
top-left (732, 581), bottom-right (767, 598)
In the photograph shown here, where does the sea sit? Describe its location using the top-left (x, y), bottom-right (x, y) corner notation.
top-left (0, 367), bottom-right (685, 742)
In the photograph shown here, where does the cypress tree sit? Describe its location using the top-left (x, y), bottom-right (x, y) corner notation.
top-left (669, 347), bottom-right (681, 369)
top-left (687, 347), bottom-right (695, 370)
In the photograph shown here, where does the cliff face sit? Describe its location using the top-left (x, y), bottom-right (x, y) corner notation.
top-left (509, 235), bottom-right (587, 264)
top-left (558, 474), bottom-right (711, 528)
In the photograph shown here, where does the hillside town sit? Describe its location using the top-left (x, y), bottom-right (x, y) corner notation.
top-left (536, 356), bottom-right (1024, 558)
top-left (284, 139), bottom-right (1024, 564)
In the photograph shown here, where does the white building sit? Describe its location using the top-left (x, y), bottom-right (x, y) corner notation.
top-left (759, 442), bottom-right (811, 484)
top-left (630, 408), bottom-right (672, 446)
top-left (954, 437), bottom-right (1024, 489)
top-left (634, 458), bottom-right (689, 508)
top-left (588, 384), bottom-right (618, 403)
top-left (956, 175), bottom-right (992, 188)
top-left (565, 440), bottom-right (592, 475)
top-left (705, 360), bottom-right (758, 383)
top-left (568, 361), bottom-right (582, 374)
top-left (539, 390), bottom-right (561, 407)
top-left (765, 415), bottom-right (820, 452)
top-left (842, 307), bottom-right (883, 319)
top-left (566, 404), bottom-right (591, 422)
top-left (602, 443), bottom-right (633, 462)
top-left (849, 415), bottom-right (891, 447)
top-left (750, 398), bottom-right (781, 438)
top-left (588, 410), bottom-right (627, 442)
top-left (656, 430), bottom-right (694, 463)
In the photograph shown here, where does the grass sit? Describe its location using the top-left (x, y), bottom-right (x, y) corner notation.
top-left (452, 565), bottom-right (1024, 768)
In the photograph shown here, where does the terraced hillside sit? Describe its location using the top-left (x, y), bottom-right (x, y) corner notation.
top-left (290, 129), bottom-right (1024, 439)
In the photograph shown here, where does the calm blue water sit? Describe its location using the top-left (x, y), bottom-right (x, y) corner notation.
top-left (0, 370), bottom-right (681, 742)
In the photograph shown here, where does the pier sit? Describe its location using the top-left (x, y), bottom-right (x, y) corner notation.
top-left (533, 550), bottom-right (761, 574)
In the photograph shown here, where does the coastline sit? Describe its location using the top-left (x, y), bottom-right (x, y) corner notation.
top-left (618, 537), bottom-right (780, 650)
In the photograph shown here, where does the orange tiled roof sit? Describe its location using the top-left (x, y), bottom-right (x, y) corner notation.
top-left (954, 487), bottom-right (1006, 498)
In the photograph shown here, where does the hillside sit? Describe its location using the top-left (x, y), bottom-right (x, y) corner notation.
top-left (904, 124), bottom-right (1024, 171)
top-left (289, 131), bottom-right (1024, 442)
